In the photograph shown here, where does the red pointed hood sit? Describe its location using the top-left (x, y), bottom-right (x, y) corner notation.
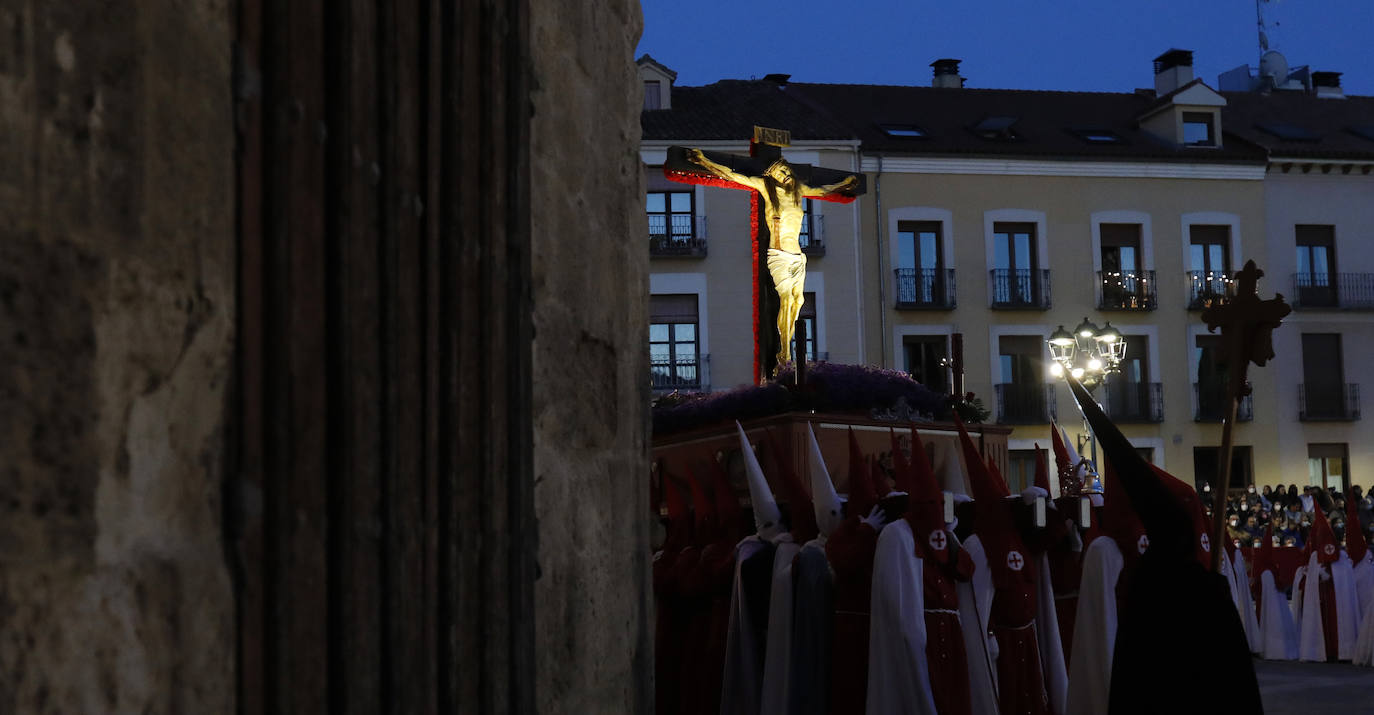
top-left (1308, 505), bottom-right (1340, 566)
top-left (662, 472), bottom-right (692, 551)
top-left (707, 456), bottom-right (745, 543)
top-left (871, 457), bottom-right (893, 498)
top-left (767, 431), bottom-right (818, 543)
top-left (1034, 444), bottom-right (1051, 493)
top-left (889, 428), bottom-right (914, 496)
top-left (1152, 465), bottom-right (1212, 568)
top-left (846, 428), bottom-right (878, 518)
top-left (685, 465), bottom-right (717, 547)
top-left (1050, 423), bottom-right (1077, 497)
top-left (954, 416), bottom-right (1009, 502)
top-left (954, 416), bottom-right (1029, 586)
top-left (1097, 458), bottom-right (1149, 566)
top-left (906, 426), bottom-right (950, 560)
top-left (1347, 494), bottom-right (1368, 564)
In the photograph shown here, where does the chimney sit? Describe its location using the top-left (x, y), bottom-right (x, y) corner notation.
top-left (1312, 71), bottom-right (1345, 99)
top-left (931, 59), bottom-right (964, 89)
top-left (1153, 49), bottom-right (1194, 96)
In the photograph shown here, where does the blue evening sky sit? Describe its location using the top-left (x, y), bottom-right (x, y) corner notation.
top-left (638, 0), bottom-right (1374, 96)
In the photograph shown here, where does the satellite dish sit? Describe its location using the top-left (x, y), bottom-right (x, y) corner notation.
top-left (1260, 50), bottom-right (1289, 85)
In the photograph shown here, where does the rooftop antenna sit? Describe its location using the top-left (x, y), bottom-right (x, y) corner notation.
top-left (1255, 0), bottom-right (1279, 56)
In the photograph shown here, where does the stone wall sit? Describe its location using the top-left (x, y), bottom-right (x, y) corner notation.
top-left (529, 0), bottom-right (653, 712)
top-left (0, 1), bottom-right (235, 712)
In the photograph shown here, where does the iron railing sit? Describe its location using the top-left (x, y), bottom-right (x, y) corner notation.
top-left (800, 214), bottom-right (824, 256)
top-left (1299, 383), bottom-right (1360, 421)
top-left (651, 354), bottom-right (709, 392)
top-left (894, 268), bottom-right (957, 309)
top-left (1097, 270), bottom-right (1157, 311)
top-left (1290, 273), bottom-right (1374, 310)
top-left (1102, 381), bottom-right (1164, 422)
top-left (649, 214), bottom-right (707, 257)
top-left (1186, 270), bottom-right (1234, 310)
top-left (1193, 380), bottom-right (1253, 422)
top-left (989, 269), bottom-right (1051, 309)
top-left (995, 383), bottom-right (1057, 424)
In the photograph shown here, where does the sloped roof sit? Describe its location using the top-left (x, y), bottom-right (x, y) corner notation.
top-left (640, 79), bottom-right (859, 142)
top-left (1220, 90), bottom-right (1374, 160)
top-left (785, 82), bottom-right (1266, 163)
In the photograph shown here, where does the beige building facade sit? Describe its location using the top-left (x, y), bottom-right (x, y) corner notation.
top-left (641, 50), bottom-right (1374, 492)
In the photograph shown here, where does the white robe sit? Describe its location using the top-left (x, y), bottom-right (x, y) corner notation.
top-left (1293, 553), bottom-right (1362, 661)
top-left (1256, 568), bottom-right (1298, 661)
top-left (957, 535), bottom-right (1002, 715)
top-left (759, 535), bottom-right (801, 714)
top-left (1351, 552), bottom-right (1374, 620)
top-left (1033, 551), bottom-right (1069, 715)
top-left (1065, 536), bottom-right (1123, 715)
top-left (1222, 550), bottom-right (1262, 653)
top-left (721, 536), bottom-right (769, 715)
top-left (865, 520), bottom-right (938, 715)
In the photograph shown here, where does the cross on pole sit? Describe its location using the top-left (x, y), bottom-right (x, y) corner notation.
top-left (1199, 260), bottom-right (1290, 574)
top-left (663, 127), bottom-right (865, 381)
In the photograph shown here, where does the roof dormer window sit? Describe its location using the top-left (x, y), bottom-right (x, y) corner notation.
top-left (644, 80), bottom-right (661, 110)
top-left (1182, 112), bottom-right (1215, 147)
top-left (971, 116), bottom-right (1020, 141)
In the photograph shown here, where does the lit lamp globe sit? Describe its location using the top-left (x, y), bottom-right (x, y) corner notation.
top-left (1048, 325), bottom-right (1076, 363)
top-left (1096, 322), bottom-right (1126, 363)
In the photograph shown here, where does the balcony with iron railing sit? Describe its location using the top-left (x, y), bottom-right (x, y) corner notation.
top-left (894, 268), bottom-right (956, 309)
top-left (1299, 383), bottom-right (1360, 421)
top-left (1290, 273), bottom-right (1374, 310)
top-left (995, 383), bottom-right (1057, 424)
top-left (1186, 270), bottom-right (1234, 310)
top-left (649, 214), bottom-right (707, 258)
top-left (989, 269), bottom-right (1051, 310)
top-left (1097, 270), bottom-right (1157, 311)
top-left (1193, 380), bottom-right (1253, 422)
top-left (1101, 381), bottom-right (1164, 423)
top-left (651, 354), bottom-right (709, 393)
top-left (799, 214), bottom-right (825, 256)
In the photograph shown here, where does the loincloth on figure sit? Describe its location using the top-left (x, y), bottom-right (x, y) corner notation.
top-left (766, 248), bottom-right (807, 295)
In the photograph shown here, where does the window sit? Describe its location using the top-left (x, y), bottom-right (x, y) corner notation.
top-left (1135, 447), bottom-right (1155, 464)
top-left (998, 335), bottom-right (1049, 423)
top-left (650, 294), bottom-right (701, 391)
top-left (1182, 112), bottom-right (1215, 146)
top-left (647, 191), bottom-right (695, 247)
top-left (879, 123), bottom-right (926, 138)
top-left (1295, 225), bottom-right (1336, 306)
top-left (1104, 336), bottom-right (1158, 421)
top-left (797, 292), bottom-right (819, 362)
top-left (895, 220), bottom-right (947, 306)
top-left (972, 116), bottom-right (1020, 141)
top-left (903, 336), bottom-right (948, 393)
top-left (1072, 128), bottom-right (1124, 144)
top-left (992, 222), bottom-right (1040, 307)
top-left (1301, 333), bottom-right (1347, 419)
top-left (1100, 223), bottom-right (1150, 309)
top-left (1188, 225), bottom-right (1231, 308)
top-left (1308, 444), bottom-right (1349, 491)
top-left (1193, 446), bottom-right (1253, 491)
top-left (643, 80), bottom-right (661, 110)
top-left (1006, 449), bottom-right (1046, 493)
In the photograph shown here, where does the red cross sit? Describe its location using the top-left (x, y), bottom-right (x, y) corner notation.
top-left (929, 531), bottom-right (947, 551)
top-left (1325, 544), bottom-right (1336, 555)
top-left (1200, 533), bottom-right (1210, 552)
top-left (1007, 551), bottom-right (1024, 571)
top-left (1137, 535), bottom-right (1150, 554)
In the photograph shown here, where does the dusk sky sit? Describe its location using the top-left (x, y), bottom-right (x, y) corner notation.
top-left (638, 0), bottom-right (1374, 96)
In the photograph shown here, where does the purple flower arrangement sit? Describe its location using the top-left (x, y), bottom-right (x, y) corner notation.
top-left (652, 362), bottom-right (951, 436)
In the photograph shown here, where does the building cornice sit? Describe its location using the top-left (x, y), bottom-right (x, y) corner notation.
top-left (860, 155), bottom-right (1266, 180)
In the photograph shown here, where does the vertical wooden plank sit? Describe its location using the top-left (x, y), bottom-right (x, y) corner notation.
top-left (383, 0), bottom-right (428, 712)
top-left (420, 2), bottom-right (444, 712)
top-left (285, 0), bottom-right (331, 710)
top-left (329, 0), bottom-right (384, 711)
top-left (233, 0), bottom-right (266, 711)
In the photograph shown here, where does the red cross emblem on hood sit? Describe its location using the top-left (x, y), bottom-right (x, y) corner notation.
top-left (1006, 550), bottom-right (1024, 571)
top-left (928, 530), bottom-right (947, 551)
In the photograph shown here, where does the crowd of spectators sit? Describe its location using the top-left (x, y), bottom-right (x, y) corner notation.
top-left (1210, 483), bottom-right (1374, 550)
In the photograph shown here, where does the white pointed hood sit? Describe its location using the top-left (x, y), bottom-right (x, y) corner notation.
top-left (1062, 424), bottom-right (1100, 495)
top-left (737, 421), bottom-right (784, 540)
top-left (804, 423), bottom-right (843, 537)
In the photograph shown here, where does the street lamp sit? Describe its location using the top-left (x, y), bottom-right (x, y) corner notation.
top-left (1047, 318), bottom-right (1126, 499)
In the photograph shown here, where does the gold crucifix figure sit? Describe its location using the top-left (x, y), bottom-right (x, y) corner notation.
top-left (683, 148), bottom-right (858, 366)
